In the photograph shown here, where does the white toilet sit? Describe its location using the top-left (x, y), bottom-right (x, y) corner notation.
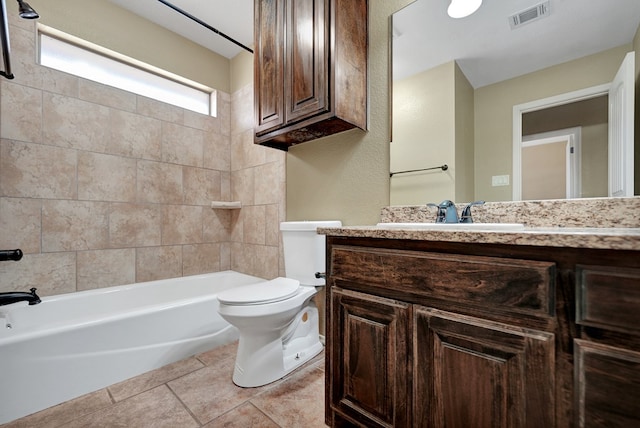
top-left (216, 220), bottom-right (341, 387)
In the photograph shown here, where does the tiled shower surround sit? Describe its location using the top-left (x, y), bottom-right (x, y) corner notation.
top-left (0, 14), bottom-right (286, 297)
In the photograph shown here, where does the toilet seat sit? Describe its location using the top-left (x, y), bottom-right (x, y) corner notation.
top-left (217, 277), bottom-right (300, 305)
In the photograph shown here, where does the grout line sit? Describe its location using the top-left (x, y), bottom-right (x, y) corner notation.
top-left (165, 382), bottom-right (204, 427)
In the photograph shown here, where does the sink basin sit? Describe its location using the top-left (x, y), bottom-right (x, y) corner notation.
top-left (376, 222), bottom-right (525, 231)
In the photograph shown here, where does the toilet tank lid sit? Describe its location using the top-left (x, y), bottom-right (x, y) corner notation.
top-left (217, 277), bottom-right (301, 305)
top-left (280, 221), bottom-right (342, 231)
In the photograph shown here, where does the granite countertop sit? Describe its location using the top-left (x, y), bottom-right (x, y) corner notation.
top-left (318, 197), bottom-right (640, 251)
top-left (318, 225), bottom-right (640, 251)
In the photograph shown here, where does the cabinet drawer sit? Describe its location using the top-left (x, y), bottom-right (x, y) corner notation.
top-left (329, 246), bottom-right (555, 319)
top-left (576, 265), bottom-right (640, 334)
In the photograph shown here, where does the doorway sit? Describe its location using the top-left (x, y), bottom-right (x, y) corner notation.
top-left (512, 84), bottom-right (610, 200)
top-left (512, 52), bottom-right (635, 200)
top-left (522, 128), bottom-right (582, 200)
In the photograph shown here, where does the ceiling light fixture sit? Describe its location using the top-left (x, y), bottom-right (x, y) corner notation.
top-left (447, 0), bottom-right (482, 19)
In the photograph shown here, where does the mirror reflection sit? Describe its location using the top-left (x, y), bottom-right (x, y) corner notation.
top-left (391, 0), bottom-right (640, 204)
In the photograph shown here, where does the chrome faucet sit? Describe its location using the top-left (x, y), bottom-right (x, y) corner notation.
top-left (427, 200), bottom-right (459, 223)
top-left (0, 288), bottom-right (41, 306)
top-left (427, 200), bottom-right (485, 223)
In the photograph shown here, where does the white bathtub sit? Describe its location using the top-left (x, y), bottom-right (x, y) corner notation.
top-left (0, 270), bottom-right (265, 424)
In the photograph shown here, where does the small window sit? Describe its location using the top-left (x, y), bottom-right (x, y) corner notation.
top-left (38, 25), bottom-right (216, 116)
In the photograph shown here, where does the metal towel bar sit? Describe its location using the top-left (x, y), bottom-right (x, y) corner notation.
top-left (390, 164), bottom-right (448, 177)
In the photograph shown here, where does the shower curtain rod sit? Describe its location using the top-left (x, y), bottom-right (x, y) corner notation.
top-left (0, 0), bottom-right (14, 79)
top-left (157, 0), bottom-right (253, 54)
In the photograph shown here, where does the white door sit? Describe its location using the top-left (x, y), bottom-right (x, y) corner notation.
top-left (608, 51), bottom-right (635, 197)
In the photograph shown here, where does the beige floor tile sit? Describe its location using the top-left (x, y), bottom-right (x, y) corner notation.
top-left (108, 356), bottom-right (204, 402)
top-left (4, 344), bottom-right (328, 428)
top-left (168, 357), bottom-right (269, 425)
top-left (251, 366), bottom-right (326, 428)
top-left (203, 402), bottom-right (279, 427)
top-left (196, 340), bottom-right (239, 366)
top-left (63, 385), bottom-right (198, 428)
top-left (1, 389), bottom-right (112, 428)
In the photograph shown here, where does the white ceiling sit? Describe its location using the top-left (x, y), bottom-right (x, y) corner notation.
top-left (393, 0), bottom-right (640, 88)
top-left (108, 0), bottom-right (254, 59)
top-left (108, 0), bottom-right (640, 89)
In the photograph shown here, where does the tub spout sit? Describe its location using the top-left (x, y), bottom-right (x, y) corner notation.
top-left (0, 287), bottom-right (41, 306)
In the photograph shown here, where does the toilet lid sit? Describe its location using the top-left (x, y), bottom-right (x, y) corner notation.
top-left (217, 277), bottom-right (301, 305)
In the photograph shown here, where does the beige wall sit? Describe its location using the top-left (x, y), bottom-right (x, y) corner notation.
top-left (474, 44), bottom-right (632, 201)
top-left (391, 62), bottom-right (455, 205)
top-left (286, 0), bottom-right (413, 225)
top-left (231, 50), bottom-right (254, 93)
top-left (581, 124), bottom-right (609, 197)
top-left (25, 0), bottom-right (232, 93)
top-left (0, 10), bottom-right (285, 296)
top-left (454, 62), bottom-right (475, 202)
top-left (390, 60), bottom-right (475, 205)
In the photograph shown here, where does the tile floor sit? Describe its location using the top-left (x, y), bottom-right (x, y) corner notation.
top-left (2, 342), bottom-right (327, 428)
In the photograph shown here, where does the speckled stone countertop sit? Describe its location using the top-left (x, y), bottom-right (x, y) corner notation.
top-left (318, 197), bottom-right (640, 251)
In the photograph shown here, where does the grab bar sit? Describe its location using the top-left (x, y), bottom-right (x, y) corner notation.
top-left (0, 0), bottom-right (14, 79)
top-left (390, 164), bottom-right (448, 177)
top-left (0, 249), bottom-right (23, 261)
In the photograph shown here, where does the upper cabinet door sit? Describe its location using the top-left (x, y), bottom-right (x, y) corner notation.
top-left (254, 0), bottom-right (285, 135)
top-left (254, 0), bottom-right (368, 150)
top-left (285, 0), bottom-right (329, 123)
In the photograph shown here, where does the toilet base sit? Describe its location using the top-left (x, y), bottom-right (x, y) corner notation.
top-left (231, 303), bottom-right (323, 388)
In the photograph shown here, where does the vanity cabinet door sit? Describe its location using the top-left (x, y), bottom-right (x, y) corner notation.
top-left (328, 287), bottom-right (411, 428)
top-left (574, 340), bottom-right (640, 427)
top-left (414, 307), bottom-right (555, 428)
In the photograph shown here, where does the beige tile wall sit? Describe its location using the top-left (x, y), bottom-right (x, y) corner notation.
top-left (230, 84), bottom-right (286, 280)
top-left (0, 14), bottom-right (286, 296)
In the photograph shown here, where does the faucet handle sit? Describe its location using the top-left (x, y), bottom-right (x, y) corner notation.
top-left (459, 201), bottom-right (485, 223)
top-left (28, 288), bottom-right (41, 305)
top-left (427, 203), bottom-right (447, 223)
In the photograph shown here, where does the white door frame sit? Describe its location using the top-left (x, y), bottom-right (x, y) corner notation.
top-left (512, 83), bottom-right (610, 201)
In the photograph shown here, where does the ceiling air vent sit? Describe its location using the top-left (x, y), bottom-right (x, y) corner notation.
top-left (509, 1), bottom-right (550, 29)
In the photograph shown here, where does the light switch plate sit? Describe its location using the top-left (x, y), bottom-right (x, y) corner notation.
top-left (492, 175), bottom-right (510, 186)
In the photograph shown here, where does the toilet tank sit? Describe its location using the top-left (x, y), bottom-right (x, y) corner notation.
top-left (280, 221), bottom-right (342, 286)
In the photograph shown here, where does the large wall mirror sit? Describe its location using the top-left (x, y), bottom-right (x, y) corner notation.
top-left (391, 0), bottom-right (640, 205)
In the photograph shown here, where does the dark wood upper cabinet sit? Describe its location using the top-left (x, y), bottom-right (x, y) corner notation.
top-left (254, 0), bottom-right (368, 150)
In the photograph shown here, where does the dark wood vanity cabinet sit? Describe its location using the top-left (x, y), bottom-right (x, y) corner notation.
top-left (413, 308), bottom-right (555, 428)
top-left (574, 265), bottom-right (640, 427)
top-left (254, 0), bottom-right (368, 150)
top-left (330, 288), bottom-right (411, 427)
top-left (325, 237), bottom-right (640, 427)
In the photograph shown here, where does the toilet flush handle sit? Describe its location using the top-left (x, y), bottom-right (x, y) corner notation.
top-left (314, 272), bottom-right (326, 279)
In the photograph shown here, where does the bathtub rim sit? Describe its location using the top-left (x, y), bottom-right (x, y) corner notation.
top-left (0, 270), bottom-right (266, 346)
